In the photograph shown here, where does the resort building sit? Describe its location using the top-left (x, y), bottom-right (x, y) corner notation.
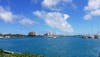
top-left (28, 32), bottom-right (37, 36)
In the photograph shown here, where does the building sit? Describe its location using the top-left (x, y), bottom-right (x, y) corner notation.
top-left (28, 32), bottom-right (36, 36)
top-left (44, 32), bottom-right (56, 36)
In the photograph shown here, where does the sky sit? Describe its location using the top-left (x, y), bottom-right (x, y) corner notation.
top-left (0, 0), bottom-right (100, 35)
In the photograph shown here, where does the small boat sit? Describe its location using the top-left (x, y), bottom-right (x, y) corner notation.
top-left (0, 36), bottom-right (3, 38)
top-left (46, 36), bottom-right (57, 38)
top-left (53, 36), bottom-right (57, 38)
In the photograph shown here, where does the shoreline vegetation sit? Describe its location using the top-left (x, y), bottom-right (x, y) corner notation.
top-left (0, 49), bottom-right (100, 57)
top-left (0, 49), bottom-right (44, 57)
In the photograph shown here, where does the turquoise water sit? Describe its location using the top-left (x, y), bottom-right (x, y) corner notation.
top-left (0, 36), bottom-right (100, 57)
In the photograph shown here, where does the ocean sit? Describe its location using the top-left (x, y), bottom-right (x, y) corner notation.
top-left (0, 36), bottom-right (100, 57)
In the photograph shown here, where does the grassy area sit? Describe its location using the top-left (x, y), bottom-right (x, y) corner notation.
top-left (0, 49), bottom-right (44, 57)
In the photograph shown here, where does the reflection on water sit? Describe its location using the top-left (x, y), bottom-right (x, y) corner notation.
top-left (0, 37), bottom-right (100, 57)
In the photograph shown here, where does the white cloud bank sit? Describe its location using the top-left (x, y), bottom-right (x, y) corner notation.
top-left (42, 0), bottom-right (73, 10)
top-left (0, 6), bottom-right (16, 22)
top-left (0, 6), bottom-right (34, 25)
top-left (33, 11), bottom-right (73, 32)
top-left (84, 0), bottom-right (100, 20)
top-left (42, 0), bottom-right (72, 7)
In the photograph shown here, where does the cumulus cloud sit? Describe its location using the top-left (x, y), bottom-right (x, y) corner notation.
top-left (0, 6), bottom-right (16, 22)
top-left (33, 11), bottom-right (73, 32)
top-left (42, 0), bottom-right (72, 7)
top-left (19, 18), bottom-right (34, 25)
top-left (0, 6), bottom-right (34, 25)
top-left (42, 0), bottom-right (74, 11)
top-left (84, 0), bottom-right (100, 20)
top-left (84, 14), bottom-right (92, 20)
top-left (42, 0), bottom-right (60, 7)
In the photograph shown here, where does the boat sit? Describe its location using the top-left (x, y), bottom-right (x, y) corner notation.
top-left (47, 36), bottom-right (57, 38)
top-left (0, 36), bottom-right (3, 38)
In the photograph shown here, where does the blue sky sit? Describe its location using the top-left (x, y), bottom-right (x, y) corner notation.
top-left (0, 0), bottom-right (100, 35)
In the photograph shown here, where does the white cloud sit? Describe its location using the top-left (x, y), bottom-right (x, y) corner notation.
top-left (42, 0), bottom-right (73, 11)
top-left (33, 11), bottom-right (73, 32)
top-left (0, 6), bottom-right (16, 22)
top-left (42, 0), bottom-right (72, 7)
top-left (84, 14), bottom-right (92, 20)
top-left (85, 0), bottom-right (100, 11)
top-left (19, 18), bottom-right (34, 25)
top-left (84, 0), bottom-right (100, 20)
top-left (0, 6), bottom-right (34, 25)
top-left (42, 0), bottom-right (60, 7)
top-left (90, 10), bottom-right (100, 16)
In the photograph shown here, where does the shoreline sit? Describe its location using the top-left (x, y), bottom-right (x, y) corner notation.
top-left (0, 49), bottom-right (44, 57)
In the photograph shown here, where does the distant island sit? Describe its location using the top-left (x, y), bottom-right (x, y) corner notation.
top-left (0, 32), bottom-right (57, 38)
top-left (0, 31), bottom-right (100, 39)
